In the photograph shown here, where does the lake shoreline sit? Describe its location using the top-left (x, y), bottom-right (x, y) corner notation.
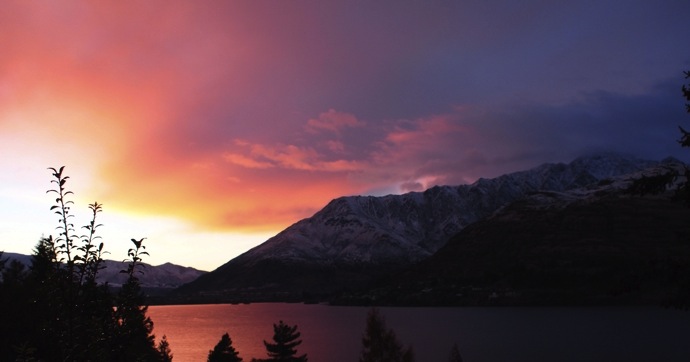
top-left (147, 303), bottom-right (690, 362)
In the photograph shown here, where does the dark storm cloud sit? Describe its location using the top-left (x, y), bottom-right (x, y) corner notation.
top-left (432, 77), bottom-right (690, 185)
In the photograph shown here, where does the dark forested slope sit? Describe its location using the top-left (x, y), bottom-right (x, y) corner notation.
top-left (358, 191), bottom-right (690, 306)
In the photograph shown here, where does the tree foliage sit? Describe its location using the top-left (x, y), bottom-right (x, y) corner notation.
top-left (0, 166), bottom-right (168, 361)
top-left (254, 320), bottom-right (307, 362)
top-left (359, 308), bottom-right (415, 362)
top-left (676, 70), bottom-right (690, 145)
top-left (675, 70), bottom-right (690, 205)
top-left (672, 70), bottom-right (690, 309)
top-left (447, 343), bottom-right (463, 362)
top-left (158, 335), bottom-right (174, 362)
top-left (208, 332), bottom-right (242, 362)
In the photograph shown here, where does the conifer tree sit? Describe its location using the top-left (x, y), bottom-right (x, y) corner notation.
top-left (359, 308), bottom-right (415, 362)
top-left (112, 237), bottom-right (159, 361)
top-left (676, 70), bottom-right (690, 205)
top-left (0, 166), bottom-right (175, 360)
top-left (679, 70), bottom-right (690, 147)
top-left (673, 70), bottom-right (690, 309)
top-left (1, 166), bottom-right (169, 361)
top-left (0, 256), bottom-right (33, 360)
top-left (158, 335), bottom-right (174, 362)
top-left (208, 332), bottom-right (242, 362)
top-left (447, 343), bottom-right (463, 362)
top-left (257, 320), bottom-right (307, 362)
top-left (402, 347), bottom-right (415, 362)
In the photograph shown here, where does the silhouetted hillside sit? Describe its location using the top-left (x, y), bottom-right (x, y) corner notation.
top-left (349, 191), bottom-right (690, 306)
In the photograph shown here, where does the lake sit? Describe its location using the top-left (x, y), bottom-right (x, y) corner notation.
top-left (147, 303), bottom-right (690, 362)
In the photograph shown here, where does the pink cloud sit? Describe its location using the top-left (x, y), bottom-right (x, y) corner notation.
top-left (249, 144), bottom-right (318, 171)
top-left (305, 109), bottom-right (366, 134)
top-left (384, 115), bottom-right (464, 145)
top-left (316, 159), bottom-right (363, 172)
top-left (325, 140), bottom-right (346, 153)
top-left (226, 139), bottom-right (364, 173)
top-left (223, 153), bottom-right (274, 169)
top-left (370, 115), bottom-right (468, 168)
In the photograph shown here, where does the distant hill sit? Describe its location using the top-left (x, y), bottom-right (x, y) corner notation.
top-left (0, 252), bottom-right (206, 295)
top-left (174, 153), bottom-right (674, 304)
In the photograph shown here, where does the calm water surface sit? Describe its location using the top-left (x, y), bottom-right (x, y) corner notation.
top-left (147, 303), bottom-right (690, 362)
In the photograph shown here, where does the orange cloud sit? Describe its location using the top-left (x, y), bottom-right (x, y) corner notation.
top-left (97, 146), bottom-right (364, 233)
top-left (225, 140), bottom-right (364, 173)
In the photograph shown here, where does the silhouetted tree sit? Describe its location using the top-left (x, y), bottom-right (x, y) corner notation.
top-left (402, 347), bottom-right (415, 362)
top-left (0, 166), bottom-right (168, 361)
top-left (359, 308), bottom-right (415, 362)
top-left (1, 259), bottom-right (27, 288)
top-left (448, 343), bottom-right (463, 362)
top-left (158, 335), bottom-right (174, 362)
top-left (256, 320), bottom-right (307, 362)
top-left (672, 70), bottom-right (690, 309)
top-left (0, 256), bottom-right (33, 360)
top-left (208, 333), bottom-right (242, 362)
top-left (112, 238), bottom-right (159, 361)
top-left (675, 70), bottom-right (690, 205)
top-left (675, 71), bottom-right (690, 148)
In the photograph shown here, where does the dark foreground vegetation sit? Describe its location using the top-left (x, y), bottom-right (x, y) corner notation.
top-left (0, 167), bottom-right (169, 361)
top-left (341, 192), bottom-right (690, 307)
top-left (205, 308), bottom-right (464, 362)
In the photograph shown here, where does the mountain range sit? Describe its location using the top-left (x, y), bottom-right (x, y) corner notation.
top-left (8, 153), bottom-right (683, 305)
top-left (174, 153), bottom-right (685, 304)
top-left (340, 161), bottom-right (690, 306)
top-left (0, 252), bottom-right (206, 295)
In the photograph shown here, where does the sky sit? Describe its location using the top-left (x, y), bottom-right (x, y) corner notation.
top-left (1, 1), bottom-right (690, 271)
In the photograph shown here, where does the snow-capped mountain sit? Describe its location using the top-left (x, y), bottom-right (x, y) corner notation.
top-left (176, 153), bottom-right (672, 302)
top-left (359, 160), bottom-right (690, 306)
top-left (234, 153), bottom-right (659, 266)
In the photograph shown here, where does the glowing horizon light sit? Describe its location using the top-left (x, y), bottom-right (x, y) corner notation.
top-left (0, 192), bottom-right (280, 271)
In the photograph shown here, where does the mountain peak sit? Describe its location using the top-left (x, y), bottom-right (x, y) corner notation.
top-left (176, 153), bottom-right (676, 302)
top-left (568, 152), bottom-right (655, 179)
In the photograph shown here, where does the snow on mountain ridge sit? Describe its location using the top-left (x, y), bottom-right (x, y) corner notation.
top-left (226, 153), bottom-right (664, 270)
top-left (494, 159), bottom-right (687, 215)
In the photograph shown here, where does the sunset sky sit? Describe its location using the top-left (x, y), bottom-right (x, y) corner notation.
top-left (1, 1), bottom-right (689, 271)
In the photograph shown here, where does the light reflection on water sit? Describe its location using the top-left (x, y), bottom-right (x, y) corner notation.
top-left (147, 303), bottom-right (690, 362)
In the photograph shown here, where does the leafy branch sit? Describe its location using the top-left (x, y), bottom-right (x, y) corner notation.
top-left (679, 70), bottom-right (690, 147)
top-left (77, 202), bottom-right (107, 285)
top-left (121, 238), bottom-right (149, 281)
top-left (47, 166), bottom-right (77, 269)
